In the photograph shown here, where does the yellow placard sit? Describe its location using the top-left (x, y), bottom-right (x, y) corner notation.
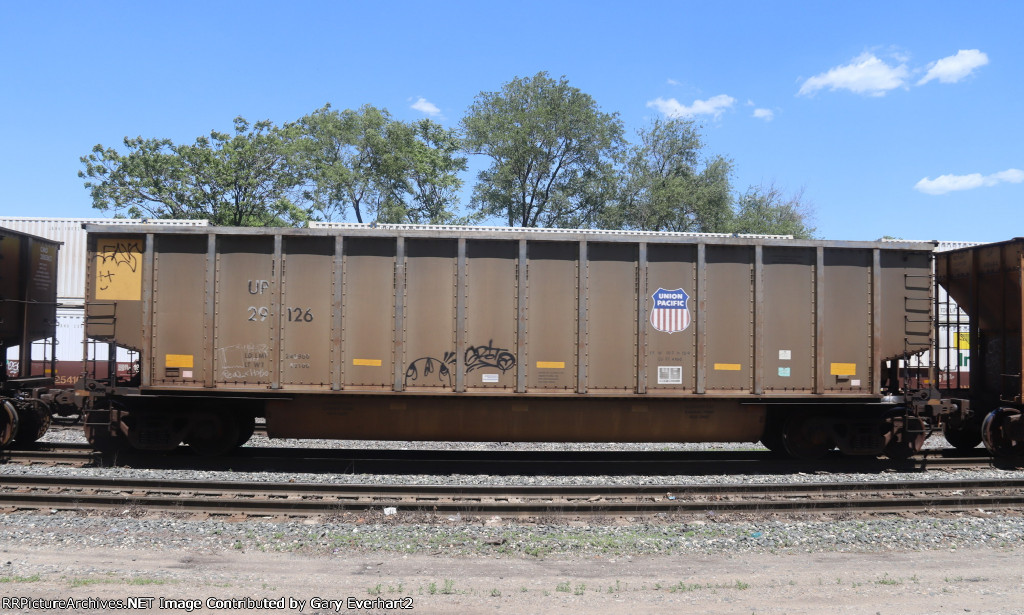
top-left (714, 363), bottom-right (742, 371)
top-left (165, 354), bottom-right (194, 368)
top-left (95, 238), bottom-right (143, 301)
top-left (830, 363), bottom-right (857, 376)
top-left (536, 361), bottom-right (565, 369)
top-left (956, 332), bottom-right (970, 350)
top-left (353, 358), bottom-right (382, 367)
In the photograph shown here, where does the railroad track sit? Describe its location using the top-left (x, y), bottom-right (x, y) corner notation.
top-left (0, 443), bottom-right (1015, 474)
top-left (2, 474), bottom-right (1024, 518)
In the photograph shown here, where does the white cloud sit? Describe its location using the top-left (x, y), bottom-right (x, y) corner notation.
top-left (667, 78), bottom-right (681, 86)
top-left (914, 168), bottom-right (1024, 195)
top-left (753, 108), bottom-right (774, 121)
top-left (646, 94), bottom-right (736, 119)
top-left (917, 49), bottom-right (989, 85)
top-left (798, 53), bottom-right (908, 97)
top-left (410, 97), bottom-right (441, 116)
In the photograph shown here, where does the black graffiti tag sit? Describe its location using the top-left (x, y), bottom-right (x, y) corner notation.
top-left (465, 340), bottom-right (516, 374)
top-left (404, 352), bottom-right (456, 387)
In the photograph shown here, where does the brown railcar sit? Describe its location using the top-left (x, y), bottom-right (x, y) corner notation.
top-left (936, 238), bottom-right (1024, 454)
top-left (0, 226), bottom-right (60, 447)
top-left (80, 224), bottom-right (942, 458)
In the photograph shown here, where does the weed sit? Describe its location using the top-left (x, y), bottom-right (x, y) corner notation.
top-left (428, 582), bottom-right (437, 595)
top-left (574, 583), bottom-right (586, 596)
top-left (128, 578), bottom-right (170, 586)
top-left (0, 574), bottom-right (41, 584)
top-left (442, 579), bottom-right (456, 595)
top-left (668, 582), bottom-right (702, 593)
top-left (556, 581), bottom-right (571, 593)
top-left (876, 574), bottom-right (901, 586)
top-left (70, 578), bottom-right (110, 588)
top-left (490, 589), bottom-right (501, 597)
top-left (368, 584), bottom-right (382, 596)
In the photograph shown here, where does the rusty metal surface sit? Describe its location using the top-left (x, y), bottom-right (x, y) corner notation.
top-left (0, 226), bottom-right (60, 379)
top-left (265, 395), bottom-right (766, 442)
top-left (83, 225), bottom-right (936, 407)
top-left (937, 238), bottom-right (1024, 406)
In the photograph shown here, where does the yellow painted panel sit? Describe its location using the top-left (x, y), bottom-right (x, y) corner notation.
top-left (95, 237), bottom-right (143, 301)
top-left (536, 361), bottom-right (565, 369)
top-left (165, 354), bottom-right (194, 368)
top-left (713, 363), bottom-right (742, 371)
top-left (353, 358), bottom-right (382, 367)
top-left (830, 362), bottom-right (857, 376)
top-left (956, 332), bottom-right (970, 350)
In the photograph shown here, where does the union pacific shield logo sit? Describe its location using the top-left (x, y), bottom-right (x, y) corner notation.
top-left (650, 288), bottom-right (691, 334)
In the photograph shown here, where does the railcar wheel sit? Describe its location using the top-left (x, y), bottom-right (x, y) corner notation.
top-left (12, 400), bottom-right (51, 447)
top-left (883, 411), bottom-right (926, 460)
top-left (942, 421), bottom-right (983, 451)
top-left (236, 414), bottom-right (256, 447)
top-left (782, 415), bottom-right (834, 459)
top-left (0, 400), bottom-right (19, 449)
top-left (186, 412), bottom-right (240, 457)
top-left (760, 426), bottom-right (786, 456)
top-left (981, 408), bottom-right (1024, 457)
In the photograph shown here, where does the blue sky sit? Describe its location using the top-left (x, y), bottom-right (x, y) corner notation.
top-left (1, 0), bottom-right (1019, 242)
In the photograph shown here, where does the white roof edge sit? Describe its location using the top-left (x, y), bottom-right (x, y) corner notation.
top-left (0, 217), bottom-right (209, 226)
top-left (307, 222), bottom-right (794, 240)
top-left (884, 239), bottom-right (987, 252)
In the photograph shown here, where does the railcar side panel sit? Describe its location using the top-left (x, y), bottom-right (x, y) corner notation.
top-left (464, 240), bottom-right (518, 391)
top-left (761, 247), bottom-right (814, 392)
top-left (214, 236), bottom-right (275, 387)
top-left (525, 241), bottom-right (578, 392)
top-left (704, 245), bottom-right (754, 392)
top-left (280, 236), bottom-right (334, 388)
top-left (341, 238), bottom-right (395, 390)
top-left (644, 244), bottom-right (697, 391)
top-left (403, 239), bottom-right (458, 391)
top-left (152, 235), bottom-right (207, 385)
top-left (587, 242), bottom-right (638, 391)
top-left (822, 249), bottom-right (871, 392)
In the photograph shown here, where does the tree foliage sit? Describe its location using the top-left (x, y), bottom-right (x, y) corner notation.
top-left (79, 117), bottom-right (311, 226)
top-left (461, 72), bottom-right (625, 228)
top-left (730, 183), bottom-right (816, 238)
top-left (295, 104), bottom-right (469, 224)
top-left (79, 78), bottom-right (816, 236)
top-left (608, 118), bottom-right (734, 232)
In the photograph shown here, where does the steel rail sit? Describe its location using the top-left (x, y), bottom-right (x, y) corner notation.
top-left (0, 444), bottom-right (1010, 472)
top-left (2, 475), bottom-right (1024, 517)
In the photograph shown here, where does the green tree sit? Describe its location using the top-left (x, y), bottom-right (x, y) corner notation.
top-left (381, 118), bottom-right (471, 224)
top-left (297, 104), bottom-right (468, 225)
top-left (607, 118), bottom-right (734, 232)
top-left (730, 183), bottom-right (816, 238)
top-left (79, 117), bottom-right (311, 226)
top-left (461, 72), bottom-right (626, 228)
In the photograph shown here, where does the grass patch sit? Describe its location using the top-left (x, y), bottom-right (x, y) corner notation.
top-left (0, 574), bottom-right (41, 583)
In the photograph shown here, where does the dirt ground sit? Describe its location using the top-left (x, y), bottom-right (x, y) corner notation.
top-left (1, 544), bottom-right (1023, 614)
